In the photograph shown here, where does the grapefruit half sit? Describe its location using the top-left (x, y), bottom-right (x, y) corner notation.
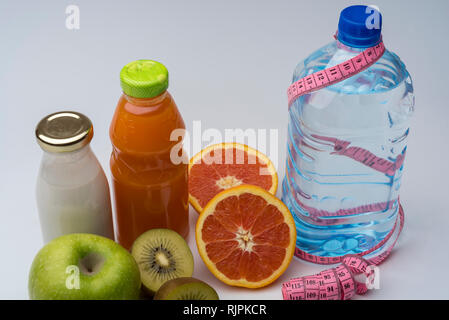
top-left (189, 143), bottom-right (277, 213)
top-left (195, 185), bottom-right (296, 288)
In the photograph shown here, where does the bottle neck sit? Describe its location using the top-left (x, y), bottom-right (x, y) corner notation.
top-left (42, 144), bottom-right (92, 163)
top-left (335, 39), bottom-right (367, 53)
top-left (123, 91), bottom-right (168, 106)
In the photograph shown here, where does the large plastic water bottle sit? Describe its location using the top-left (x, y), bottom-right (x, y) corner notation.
top-left (282, 5), bottom-right (414, 259)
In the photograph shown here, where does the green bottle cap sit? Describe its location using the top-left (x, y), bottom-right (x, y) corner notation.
top-left (120, 60), bottom-right (169, 98)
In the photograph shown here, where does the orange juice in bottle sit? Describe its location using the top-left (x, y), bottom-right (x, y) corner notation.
top-left (110, 60), bottom-right (189, 250)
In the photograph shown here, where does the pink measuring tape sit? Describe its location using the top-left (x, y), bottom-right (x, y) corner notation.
top-left (287, 37), bottom-right (385, 107)
top-left (283, 36), bottom-right (405, 300)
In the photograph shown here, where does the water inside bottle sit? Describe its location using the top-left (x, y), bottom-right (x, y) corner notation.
top-left (282, 40), bottom-right (414, 258)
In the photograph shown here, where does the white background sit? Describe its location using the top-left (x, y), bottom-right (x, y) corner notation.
top-left (1, 0), bottom-right (448, 299)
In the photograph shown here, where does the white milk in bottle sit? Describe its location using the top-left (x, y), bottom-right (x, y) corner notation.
top-left (35, 111), bottom-right (114, 243)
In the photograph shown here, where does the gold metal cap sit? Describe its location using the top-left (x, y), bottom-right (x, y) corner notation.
top-left (35, 111), bottom-right (93, 153)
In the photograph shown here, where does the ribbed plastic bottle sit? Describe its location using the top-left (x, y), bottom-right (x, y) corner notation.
top-left (282, 5), bottom-right (414, 258)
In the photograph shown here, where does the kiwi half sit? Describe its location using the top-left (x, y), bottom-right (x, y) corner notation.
top-left (154, 277), bottom-right (219, 300)
top-left (131, 229), bottom-right (194, 295)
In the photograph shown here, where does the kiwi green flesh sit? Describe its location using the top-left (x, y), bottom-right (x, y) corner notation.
top-left (154, 277), bottom-right (219, 300)
top-left (131, 229), bottom-right (194, 294)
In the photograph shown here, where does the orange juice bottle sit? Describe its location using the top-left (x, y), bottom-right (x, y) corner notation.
top-left (110, 60), bottom-right (189, 250)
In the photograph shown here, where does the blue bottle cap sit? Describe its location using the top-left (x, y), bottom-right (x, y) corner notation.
top-left (337, 5), bottom-right (382, 48)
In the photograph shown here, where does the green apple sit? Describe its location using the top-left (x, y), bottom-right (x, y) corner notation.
top-left (28, 233), bottom-right (141, 300)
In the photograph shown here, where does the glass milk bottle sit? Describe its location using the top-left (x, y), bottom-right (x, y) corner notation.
top-left (35, 111), bottom-right (114, 243)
